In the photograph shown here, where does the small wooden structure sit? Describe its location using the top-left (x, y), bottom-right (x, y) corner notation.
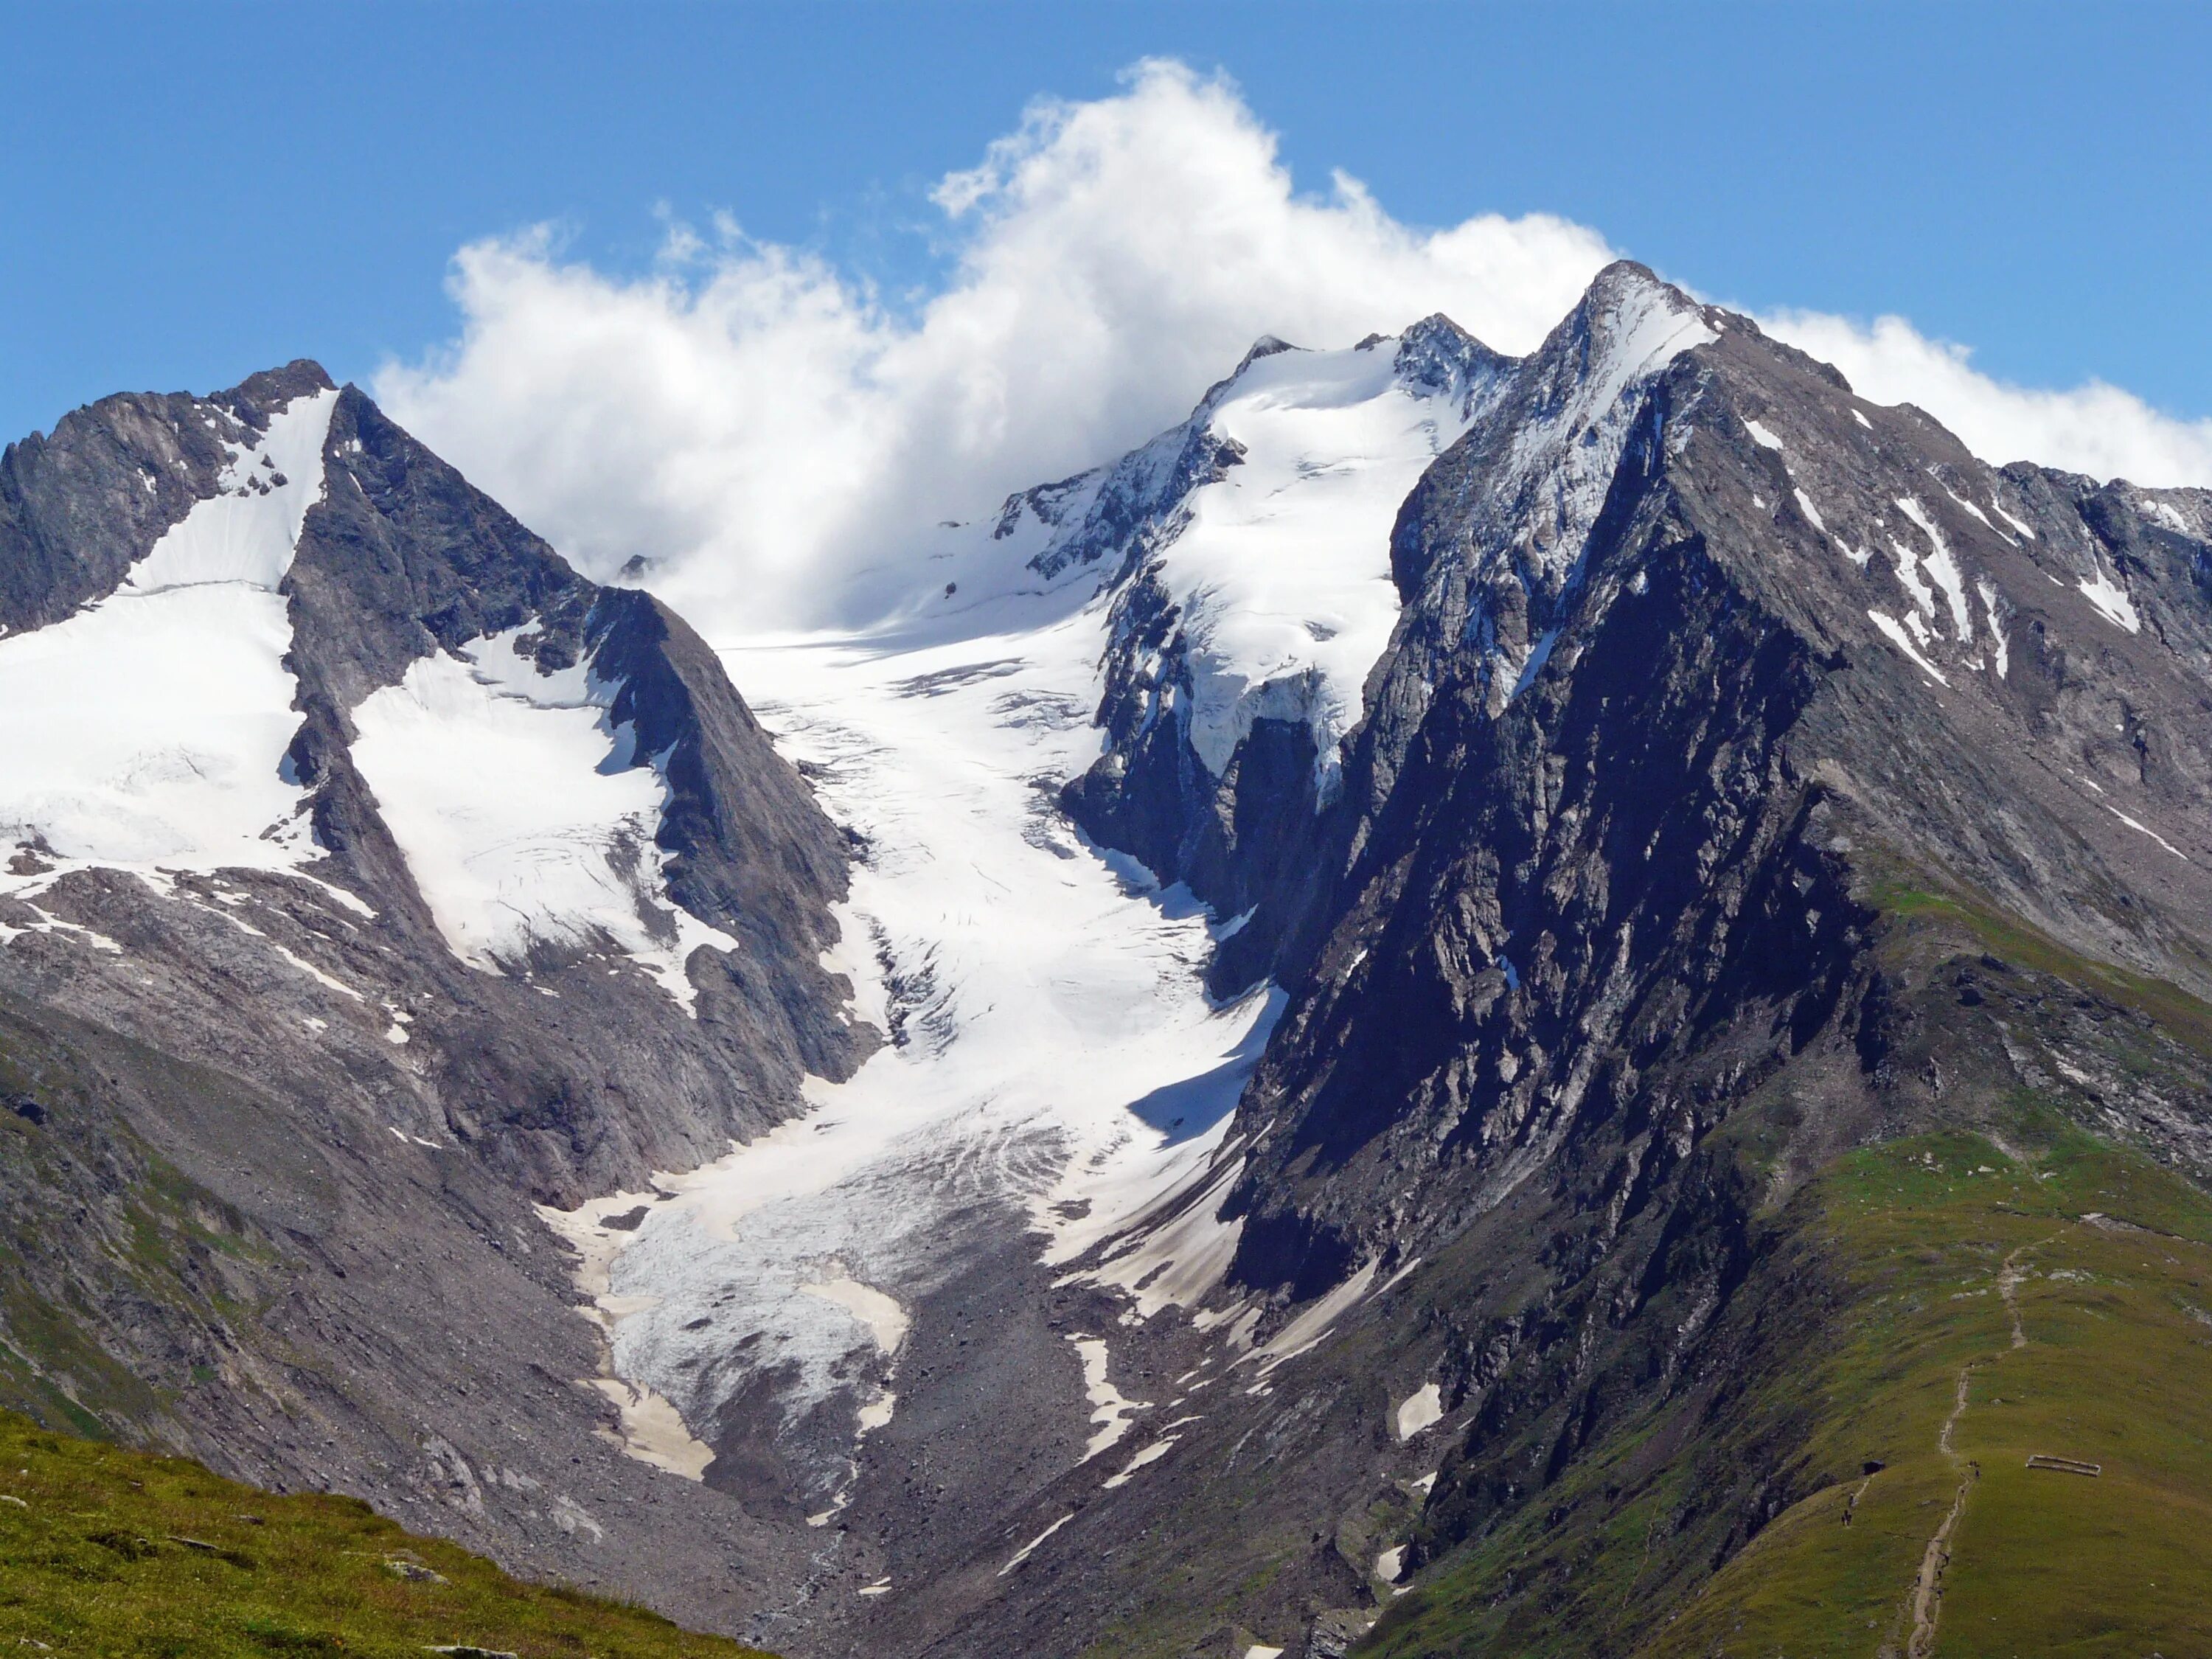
top-left (2025, 1454), bottom-right (2101, 1476)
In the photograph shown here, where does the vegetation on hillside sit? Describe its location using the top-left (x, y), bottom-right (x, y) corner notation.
top-left (0, 1408), bottom-right (772, 1659)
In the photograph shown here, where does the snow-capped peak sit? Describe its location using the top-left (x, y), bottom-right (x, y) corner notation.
top-left (1129, 325), bottom-right (1496, 779)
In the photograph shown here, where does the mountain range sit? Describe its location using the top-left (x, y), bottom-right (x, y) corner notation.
top-left (3, 261), bottom-right (2210, 1658)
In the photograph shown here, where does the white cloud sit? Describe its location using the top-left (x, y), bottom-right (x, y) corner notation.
top-left (1759, 308), bottom-right (2212, 489)
top-left (378, 59), bottom-right (2212, 639)
top-left (375, 61), bottom-right (1612, 634)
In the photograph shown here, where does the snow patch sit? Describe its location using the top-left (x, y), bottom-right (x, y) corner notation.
top-left (1101, 1435), bottom-right (1181, 1491)
top-left (1239, 1258), bottom-right (1381, 1377)
top-left (998, 1512), bottom-right (1073, 1576)
top-left (2107, 807), bottom-right (2188, 862)
top-left (1894, 498), bottom-right (1975, 640)
top-left (1977, 580), bottom-right (2010, 678)
top-left (1394, 1381), bottom-right (1444, 1440)
top-left (349, 627), bottom-right (737, 1010)
top-left (1071, 1335), bottom-right (1150, 1461)
top-left (0, 390), bottom-right (335, 888)
top-left (2143, 498), bottom-right (2194, 535)
top-left (1869, 611), bottom-right (1949, 686)
top-left (2076, 563), bottom-right (2141, 633)
top-left (130, 390), bottom-right (338, 592)
top-left (585, 1378), bottom-right (715, 1481)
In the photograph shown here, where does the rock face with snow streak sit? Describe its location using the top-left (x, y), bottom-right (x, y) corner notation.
top-left (0, 364), bottom-right (868, 1631)
top-left (1229, 265), bottom-right (2212, 1293)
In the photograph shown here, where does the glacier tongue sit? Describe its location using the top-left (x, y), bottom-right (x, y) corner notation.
top-left (546, 591), bottom-right (1279, 1506)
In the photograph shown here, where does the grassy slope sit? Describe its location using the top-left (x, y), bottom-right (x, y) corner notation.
top-left (1370, 1128), bottom-right (2212, 1659)
top-left (1366, 883), bottom-right (2212, 1658)
top-left (1649, 1129), bottom-right (2212, 1658)
top-left (0, 1410), bottom-right (773, 1659)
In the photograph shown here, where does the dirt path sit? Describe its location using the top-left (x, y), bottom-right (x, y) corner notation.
top-left (1899, 1230), bottom-right (2065, 1658)
top-left (1905, 1367), bottom-right (1979, 1659)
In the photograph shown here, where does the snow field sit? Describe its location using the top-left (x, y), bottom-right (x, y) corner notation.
top-left (1148, 341), bottom-right (1476, 780)
top-left (349, 627), bottom-right (739, 1010)
top-left (0, 389), bottom-right (336, 899)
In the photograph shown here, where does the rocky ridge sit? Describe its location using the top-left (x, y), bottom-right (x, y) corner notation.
top-left (0, 364), bottom-right (870, 1634)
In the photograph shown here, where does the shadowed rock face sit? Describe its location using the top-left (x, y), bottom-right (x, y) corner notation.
top-left (0, 364), bottom-right (871, 1635)
top-left (1222, 266), bottom-right (2212, 1306)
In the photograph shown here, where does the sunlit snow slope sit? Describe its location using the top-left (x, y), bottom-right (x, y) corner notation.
top-left (350, 626), bottom-right (739, 1009)
top-left (0, 389), bottom-right (336, 932)
top-left (541, 327), bottom-right (1478, 1515)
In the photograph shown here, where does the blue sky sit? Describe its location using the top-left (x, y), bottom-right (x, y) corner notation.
top-left (4, 1), bottom-right (2207, 451)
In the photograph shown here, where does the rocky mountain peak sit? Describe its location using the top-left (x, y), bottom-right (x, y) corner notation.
top-left (220, 358), bottom-right (338, 422)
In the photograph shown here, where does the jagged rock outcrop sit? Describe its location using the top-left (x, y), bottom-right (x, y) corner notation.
top-left (1222, 264), bottom-right (2212, 1302)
